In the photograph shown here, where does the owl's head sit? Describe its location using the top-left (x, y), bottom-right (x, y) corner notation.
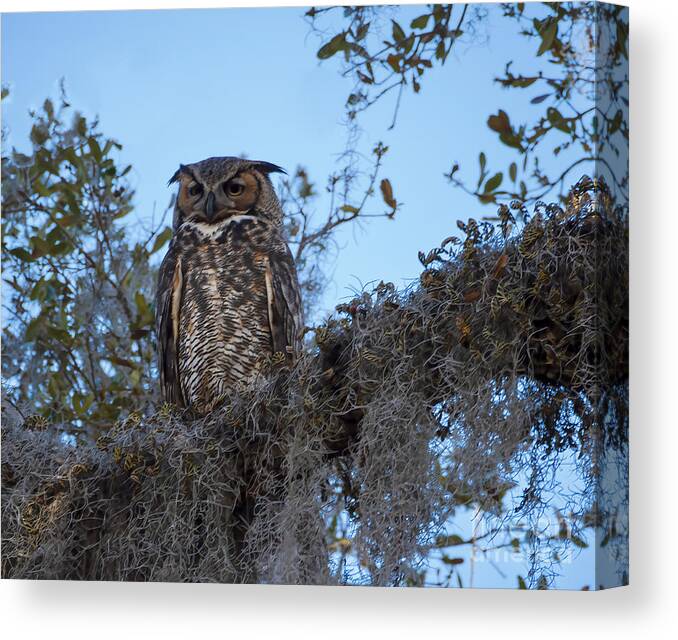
top-left (168, 156), bottom-right (285, 229)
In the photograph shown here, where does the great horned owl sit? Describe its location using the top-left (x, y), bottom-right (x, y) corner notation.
top-left (155, 156), bottom-right (303, 414)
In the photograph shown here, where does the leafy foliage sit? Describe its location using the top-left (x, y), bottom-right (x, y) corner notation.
top-left (308, 2), bottom-right (629, 206)
top-left (2, 90), bottom-right (166, 436)
top-left (307, 3), bottom-right (475, 123)
top-left (466, 2), bottom-right (629, 204)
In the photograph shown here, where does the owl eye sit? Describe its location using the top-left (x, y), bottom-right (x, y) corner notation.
top-left (224, 180), bottom-right (245, 198)
top-left (188, 183), bottom-right (203, 197)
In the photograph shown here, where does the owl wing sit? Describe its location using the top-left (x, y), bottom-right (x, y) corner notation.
top-left (264, 243), bottom-right (304, 358)
top-left (156, 240), bottom-right (185, 406)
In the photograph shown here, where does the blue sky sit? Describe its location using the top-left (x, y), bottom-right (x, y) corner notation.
top-left (1, 3), bottom-right (597, 589)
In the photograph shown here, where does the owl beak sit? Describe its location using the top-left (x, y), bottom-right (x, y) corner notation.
top-left (204, 191), bottom-right (216, 221)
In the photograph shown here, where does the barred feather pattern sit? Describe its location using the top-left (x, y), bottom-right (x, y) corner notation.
top-left (157, 215), bottom-right (302, 415)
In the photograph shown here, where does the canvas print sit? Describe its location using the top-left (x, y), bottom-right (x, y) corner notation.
top-left (1, 2), bottom-right (628, 589)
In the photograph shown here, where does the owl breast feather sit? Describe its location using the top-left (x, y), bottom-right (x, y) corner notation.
top-left (176, 217), bottom-right (272, 413)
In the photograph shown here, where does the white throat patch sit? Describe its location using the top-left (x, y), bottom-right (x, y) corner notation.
top-left (182, 215), bottom-right (257, 239)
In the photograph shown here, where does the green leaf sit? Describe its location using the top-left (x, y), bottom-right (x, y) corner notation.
top-left (487, 110), bottom-right (511, 135)
top-left (43, 98), bottom-right (54, 119)
top-left (484, 172), bottom-right (503, 193)
top-left (608, 110), bottom-right (623, 135)
top-left (151, 226), bottom-right (172, 254)
top-left (570, 534), bottom-right (588, 549)
top-left (130, 369), bottom-right (141, 386)
top-left (54, 212), bottom-right (80, 229)
top-left (531, 93), bottom-right (550, 104)
top-left (317, 33), bottom-right (346, 60)
top-left (62, 146), bottom-right (79, 167)
top-left (47, 373), bottom-right (61, 398)
top-left (441, 556), bottom-right (464, 565)
top-left (25, 316), bottom-right (45, 341)
top-left (32, 178), bottom-right (52, 198)
top-left (29, 278), bottom-right (46, 301)
top-left (29, 236), bottom-right (51, 258)
top-left (75, 115), bottom-right (88, 137)
top-left (88, 137), bottom-right (102, 162)
top-left (391, 20), bottom-right (406, 44)
top-left (355, 22), bottom-right (370, 41)
top-left (411, 14), bottom-right (430, 30)
top-left (46, 323), bottom-right (72, 344)
top-left (506, 76), bottom-right (538, 88)
top-left (547, 107), bottom-right (570, 133)
top-left (477, 152), bottom-right (487, 190)
top-left (386, 53), bottom-right (401, 73)
top-left (30, 124), bottom-right (49, 146)
top-left (135, 291), bottom-right (150, 316)
top-left (72, 392), bottom-right (94, 416)
top-left (51, 241), bottom-right (73, 257)
top-left (517, 575), bottom-right (527, 589)
top-left (537, 19), bottom-right (558, 56)
top-left (30, 278), bottom-right (58, 303)
top-left (435, 534), bottom-right (465, 547)
top-left (340, 204), bottom-right (360, 214)
top-left (509, 162), bottom-right (517, 182)
top-left (9, 247), bottom-right (35, 262)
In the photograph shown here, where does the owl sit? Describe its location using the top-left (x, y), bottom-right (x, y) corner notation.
top-left (155, 156), bottom-right (303, 415)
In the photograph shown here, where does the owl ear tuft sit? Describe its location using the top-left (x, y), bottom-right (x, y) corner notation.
top-left (251, 161), bottom-right (286, 176)
top-left (168, 164), bottom-right (188, 186)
